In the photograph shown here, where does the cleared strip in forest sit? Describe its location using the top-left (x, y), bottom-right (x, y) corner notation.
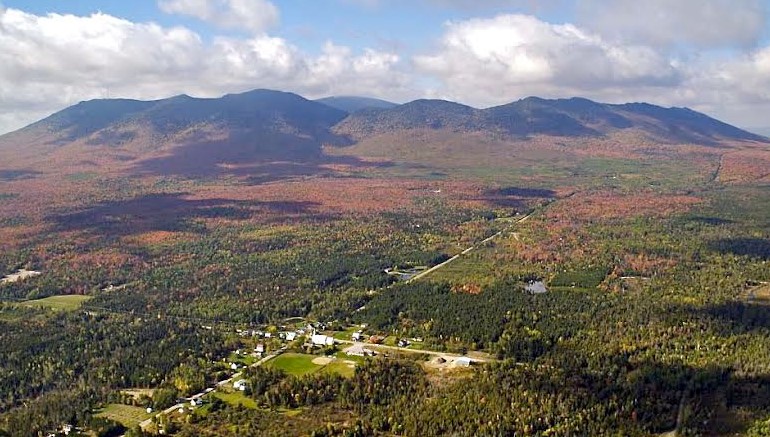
top-left (406, 212), bottom-right (533, 284)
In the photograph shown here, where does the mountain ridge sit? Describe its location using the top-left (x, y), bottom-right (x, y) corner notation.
top-left (0, 89), bottom-right (765, 177)
top-left (335, 96), bottom-right (767, 144)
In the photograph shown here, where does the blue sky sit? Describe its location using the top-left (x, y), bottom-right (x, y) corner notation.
top-left (1, 0), bottom-right (770, 133)
top-left (2, 0), bottom-right (577, 53)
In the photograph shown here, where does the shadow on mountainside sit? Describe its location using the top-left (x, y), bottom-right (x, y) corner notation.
top-left (131, 130), bottom-right (388, 183)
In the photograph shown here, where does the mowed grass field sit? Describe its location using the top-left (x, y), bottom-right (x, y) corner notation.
top-left (95, 404), bottom-right (153, 426)
top-left (267, 353), bottom-right (323, 376)
top-left (320, 360), bottom-right (356, 378)
top-left (268, 353), bottom-right (357, 377)
top-left (23, 294), bottom-right (92, 311)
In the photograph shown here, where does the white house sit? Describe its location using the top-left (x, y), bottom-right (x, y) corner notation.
top-left (233, 379), bottom-right (247, 391)
top-left (255, 344), bottom-right (265, 353)
top-left (352, 331), bottom-right (363, 341)
top-left (311, 334), bottom-right (335, 346)
top-left (285, 332), bottom-right (297, 341)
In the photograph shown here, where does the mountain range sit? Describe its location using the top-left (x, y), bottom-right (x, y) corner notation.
top-left (0, 88), bottom-right (766, 178)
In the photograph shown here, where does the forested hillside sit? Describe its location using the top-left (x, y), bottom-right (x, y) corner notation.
top-left (0, 89), bottom-right (769, 436)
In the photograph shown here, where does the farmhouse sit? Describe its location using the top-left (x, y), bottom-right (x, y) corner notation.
top-left (311, 334), bottom-right (335, 346)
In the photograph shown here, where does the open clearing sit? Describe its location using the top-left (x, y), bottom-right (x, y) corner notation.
top-left (268, 353), bottom-right (324, 376)
top-left (321, 360), bottom-right (356, 378)
top-left (269, 353), bottom-right (356, 377)
top-left (1, 269), bottom-right (41, 284)
top-left (121, 388), bottom-right (155, 400)
top-left (311, 356), bottom-right (333, 365)
top-left (95, 404), bottom-right (153, 426)
top-left (23, 294), bottom-right (92, 311)
top-left (746, 282), bottom-right (770, 304)
top-left (212, 391), bottom-right (258, 409)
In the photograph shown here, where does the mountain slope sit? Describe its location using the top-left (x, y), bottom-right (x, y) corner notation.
top-left (335, 96), bottom-right (767, 145)
top-left (1, 91), bottom-right (765, 181)
top-left (315, 96), bottom-right (397, 113)
top-left (334, 99), bottom-right (481, 139)
top-left (0, 89), bottom-right (349, 176)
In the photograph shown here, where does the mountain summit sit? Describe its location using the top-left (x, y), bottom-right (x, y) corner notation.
top-left (0, 90), bottom-right (765, 178)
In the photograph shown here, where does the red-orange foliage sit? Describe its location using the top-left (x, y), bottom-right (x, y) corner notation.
top-left (719, 150), bottom-right (770, 183)
top-left (548, 191), bottom-right (702, 222)
top-left (451, 283), bottom-right (482, 294)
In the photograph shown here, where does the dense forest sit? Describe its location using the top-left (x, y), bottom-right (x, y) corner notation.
top-left (1, 137), bottom-right (769, 435)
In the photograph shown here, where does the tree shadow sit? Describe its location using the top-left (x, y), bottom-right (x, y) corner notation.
top-left (694, 301), bottom-right (770, 334)
top-left (708, 238), bottom-right (770, 260)
top-left (493, 187), bottom-right (557, 198)
top-left (529, 350), bottom-right (770, 435)
top-left (0, 169), bottom-right (42, 182)
top-left (47, 193), bottom-right (322, 237)
top-left (684, 216), bottom-right (734, 226)
top-left (480, 186), bottom-right (557, 208)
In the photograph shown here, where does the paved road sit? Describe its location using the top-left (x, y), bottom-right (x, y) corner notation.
top-left (139, 347), bottom-right (285, 430)
top-left (407, 213), bottom-right (533, 283)
top-left (337, 339), bottom-right (496, 362)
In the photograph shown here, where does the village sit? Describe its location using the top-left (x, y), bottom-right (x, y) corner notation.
top-left (68, 318), bottom-right (490, 436)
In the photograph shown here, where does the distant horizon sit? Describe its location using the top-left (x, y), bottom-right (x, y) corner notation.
top-left (1, 1), bottom-right (770, 135)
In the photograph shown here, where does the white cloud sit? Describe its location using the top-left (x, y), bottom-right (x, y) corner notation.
top-left (2, 4), bottom-right (770, 135)
top-left (678, 46), bottom-right (770, 127)
top-left (414, 14), bottom-right (681, 106)
top-left (0, 7), bottom-right (408, 134)
top-left (411, 12), bottom-right (770, 129)
top-left (577, 0), bottom-right (767, 49)
top-left (158, 0), bottom-right (279, 33)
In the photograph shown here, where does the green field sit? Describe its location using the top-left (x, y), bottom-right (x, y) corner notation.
top-left (23, 295), bottom-right (92, 311)
top-left (212, 391), bottom-right (258, 409)
top-left (268, 353), bottom-right (359, 377)
top-left (267, 353), bottom-right (323, 376)
top-left (95, 404), bottom-right (153, 426)
top-left (320, 359), bottom-right (356, 377)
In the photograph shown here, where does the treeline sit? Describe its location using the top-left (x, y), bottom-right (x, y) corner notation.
top-left (0, 310), bottom-right (231, 435)
top-left (170, 352), bottom-right (770, 436)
